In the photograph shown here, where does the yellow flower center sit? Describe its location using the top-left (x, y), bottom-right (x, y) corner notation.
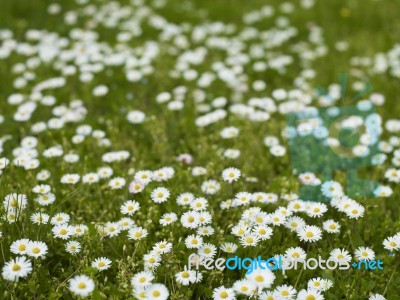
top-left (78, 282), bottom-right (86, 289)
top-left (306, 231), bottom-right (314, 238)
top-left (152, 291), bottom-right (160, 297)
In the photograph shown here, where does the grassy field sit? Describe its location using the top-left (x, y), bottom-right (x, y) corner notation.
top-left (0, 0), bottom-right (399, 299)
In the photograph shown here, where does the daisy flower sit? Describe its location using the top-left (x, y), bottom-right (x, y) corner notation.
top-left (109, 177), bottom-right (126, 189)
top-left (246, 268), bottom-right (276, 289)
top-left (308, 277), bottom-right (333, 292)
top-left (30, 212), bottom-right (50, 224)
top-left (258, 291), bottom-right (276, 300)
top-left (270, 145), bottom-right (286, 156)
top-left (234, 192), bottom-right (253, 206)
top-left (128, 226), bottom-right (148, 240)
top-left (4, 193), bottom-right (28, 211)
top-left (175, 267), bottom-right (197, 286)
top-left (32, 184), bottom-right (51, 194)
top-left (36, 169), bottom-right (51, 181)
top-left (273, 284), bottom-right (297, 299)
top-left (197, 226), bottom-right (215, 236)
top-left (66, 241), bottom-right (81, 254)
top-left (252, 225), bottom-right (273, 240)
top-left (104, 222), bottom-right (121, 237)
top-left (159, 212), bottom-right (178, 226)
top-left (60, 174), bottom-right (80, 184)
top-left (384, 168), bottom-right (400, 183)
top-left (152, 169), bottom-right (170, 182)
top-left (185, 235), bottom-right (203, 249)
top-left (73, 225), bottom-right (88, 236)
top-left (284, 216), bottom-right (306, 232)
top-left (222, 167), bottom-right (241, 183)
top-left (145, 283), bottom-right (169, 300)
top-left (144, 252), bottom-right (162, 270)
top-left (268, 212), bottom-right (286, 226)
top-left (131, 270), bottom-right (154, 288)
top-left (299, 172), bottom-right (319, 185)
top-left (151, 187), bottom-right (170, 203)
top-left (52, 224), bottom-right (73, 240)
top-left (153, 241), bottom-right (173, 254)
top-left (10, 239), bottom-right (31, 255)
top-left (119, 218), bottom-right (135, 230)
top-left (297, 225), bottom-right (322, 243)
top-left (345, 203), bottom-right (365, 219)
top-left (97, 167), bottom-right (113, 179)
top-left (26, 241), bottom-right (48, 258)
top-left (82, 173), bottom-right (100, 184)
top-left (232, 223), bottom-right (251, 237)
top-left (121, 200), bottom-right (140, 215)
top-left (192, 166), bottom-right (207, 176)
top-left (198, 243), bottom-right (217, 258)
top-left (220, 126), bottom-right (239, 139)
top-left (198, 211), bottom-right (212, 225)
top-left (180, 211), bottom-right (200, 228)
top-left (201, 180), bottom-right (221, 194)
top-left (2, 256), bottom-right (33, 281)
top-left (285, 247), bottom-right (307, 262)
top-left (306, 203), bottom-right (328, 218)
top-left (321, 180), bottom-right (343, 198)
top-left (129, 180), bottom-right (145, 193)
top-left (354, 247), bottom-right (375, 261)
top-left (322, 219), bottom-right (341, 233)
top-left (127, 110), bottom-right (146, 124)
top-left (240, 233), bottom-right (260, 247)
top-left (383, 236), bottom-right (400, 251)
top-left (220, 242), bottom-right (238, 254)
top-left (288, 200), bottom-right (306, 212)
top-left (190, 197), bottom-right (209, 211)
top-left (176, 192), bottom-right (195, 206)
top-left (36, 193), bottom-right (56, 206)
top-left (51, 212), bottom-right (70, 225)
top-left (329, 248), bottom-right (352, 264)
top-left (232, 279), bottom-right (257, 296)
top-left (212, 286), bottom-right (236, 300)
top-left (296, 288), bottom-right (324, 300)
top-left (177, 153), bottom-right (193, 164)
top-left (91, 257), bottom-right (112, 271)
top-left (223, 149), bottom-right (240, 159)
top-left (134, 170), bottom-right (153, 185)
top-left (68, 275), bottom-right (95, 297)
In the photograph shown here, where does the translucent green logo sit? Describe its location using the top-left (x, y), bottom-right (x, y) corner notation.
top-left (286, 75), bottom-right (381, 201)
